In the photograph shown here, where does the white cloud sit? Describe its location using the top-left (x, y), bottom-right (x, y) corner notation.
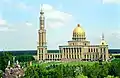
top-left (0, 17), bottom-right (9, 31)
top-left (0, 15), bottom-right (7, 26)
top-left (26, 22), bottom-right (32, 26)
top-left (0, 15), bottom-right (15, 31)
top-left (102, 0), bottom-right (120, 4)
top-left (42, 4), bottom-right (74, 28)
top-left (0, 19), bottom-right (7, 25)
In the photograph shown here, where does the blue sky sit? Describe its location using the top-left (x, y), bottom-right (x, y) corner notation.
top-left (0, 0), bottom-right (120, 50)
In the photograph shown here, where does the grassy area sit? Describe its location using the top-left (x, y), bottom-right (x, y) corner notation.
top-left (32, 61), bottom-right (98, 68)
top-left (62, 61), bottom-right (98, 66)
top-left (111, 58), bottom-right (120, 62)
top-left (30, 58), bottom-right (120, 68)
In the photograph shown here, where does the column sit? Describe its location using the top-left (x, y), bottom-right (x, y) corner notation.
top-left (65, 48), bottom-right (66, 59)
top-left (68, 48), bottom-right (70, 59)
top-left (73, 48), bottom-right (75, 59)
top-left (62, 48), bottom-right (64, 59)
top-left (76, 48), bottom-right (78, 59)
top-left (37, 48), bottom-right (39, 60)
top-left (79, 48), bottom-right (81, 59)
top-left (81, 48), bottom-right (83, 59)
top-left (71, 48), bottom-right (74, 59)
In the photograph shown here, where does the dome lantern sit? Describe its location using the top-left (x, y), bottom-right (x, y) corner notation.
top-left (100, 33), bottom-right (107, 45)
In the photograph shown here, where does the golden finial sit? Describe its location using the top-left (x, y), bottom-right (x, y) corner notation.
top-left (77, 24), bottom-right (80, 27)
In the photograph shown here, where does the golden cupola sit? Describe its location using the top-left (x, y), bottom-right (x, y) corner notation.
top-left (72, 24), bottom-right (86, 41)
top-left (100, 33), bottom-right (107, 45)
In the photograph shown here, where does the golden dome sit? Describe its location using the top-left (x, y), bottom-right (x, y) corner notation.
top-left (73, 24), bottom-right (85, 35)
top-left (100, 40), bottom-right (107, 45)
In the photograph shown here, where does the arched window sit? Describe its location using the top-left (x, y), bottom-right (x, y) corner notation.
top-left (48, 55), bottom-right (49, 58)
top-left (55, 55), bottom-right (57, 58)
top-left (84, 55), bottom-right (86, 59)
top-left (87, 55), bottom-right (89, 59)
top-left (88, 48), bottom-right (90, 52)
top-left (101, 48), bottom-right (102, 52)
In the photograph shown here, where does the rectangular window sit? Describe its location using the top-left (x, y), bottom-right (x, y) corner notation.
top-left (77, 48), bottom-right (79, 53)
top-left (91, 48), bottom-right (93, 52)
top-left (94, 48), bottom-right (95, 52)
top-left (80, 48), bottom-right (81, 52)
top-left (69, 55), bottom-right (71, 59)
top-left (66, 48), bottom-right (68, 53)
top-left (104, 48), bottom-right (106, 52)
top-left (74, 48), bottom-right (76, 53)
top-left (72, 55), bottom-right (73, 58)
top-left (72, 48), bottom-right (74, 52)
top-left (96, 48), bottom-right (98, 52)
top-left (75, 55), bottom-right (76, 59)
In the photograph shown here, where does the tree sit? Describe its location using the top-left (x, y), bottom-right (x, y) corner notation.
top-left (109, 62), bottom-right (120, 77)
top-left (0, 70), bottom-right (3, 78)
top-left (0, 52), bottom-right (13, 72)
top-left (105, 75), bottom-right (119, 78)
top-left (76, 74), bottom-right (88, 78)
top-left (15, 55), bottom-right (35, 62)
top-left (24, 66), bottom-right (39, 78)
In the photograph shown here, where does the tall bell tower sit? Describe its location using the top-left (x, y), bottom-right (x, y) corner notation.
top-left (37, 4), bottom-right (47, 61)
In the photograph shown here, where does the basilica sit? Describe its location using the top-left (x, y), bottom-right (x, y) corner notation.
top-left (37, 6), bottom-right (109, 62)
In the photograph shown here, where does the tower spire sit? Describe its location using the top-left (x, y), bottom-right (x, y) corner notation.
top-left (40, 4), bottom-right (44, 15)
top-left (102, 33), bottom-right (104, 40)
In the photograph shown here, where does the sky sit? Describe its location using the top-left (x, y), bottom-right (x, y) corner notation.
top-left (0, 0), bottom-right (120, 50)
